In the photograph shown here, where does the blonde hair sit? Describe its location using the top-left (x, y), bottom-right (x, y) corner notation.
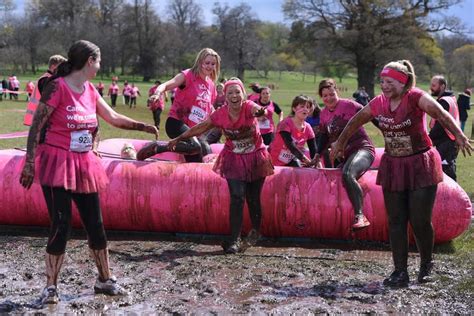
top-left (383, 60), bottom-right (416, 92)
top-left (190, 48), bottom-right (221, 82)
top-left (48, 55), bottom-right (67, 68)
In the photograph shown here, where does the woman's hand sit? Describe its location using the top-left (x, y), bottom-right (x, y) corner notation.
top-left (312, 154), bottom-right (322, 168)
top-left (456, 134), bottom-right (474, 157)
top-left (19, 161), bottom-right (35, 190)
top-left (168, 137), bottom-right (180, 151)
top-left (148, 91), bottom-right (161, 105)
top-left (330, 141), bottom-right (344, 166)
top-left (301, 156), bottom-right (313, 167)
top-left (143, 124), bottom-right (159, 140)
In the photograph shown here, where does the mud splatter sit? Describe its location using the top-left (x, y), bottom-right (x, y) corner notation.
top-left (0, 230), bottom-right (472, 313)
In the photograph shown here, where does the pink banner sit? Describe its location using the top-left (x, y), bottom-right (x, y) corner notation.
top-left (0, 131), bottom-right (29, 139)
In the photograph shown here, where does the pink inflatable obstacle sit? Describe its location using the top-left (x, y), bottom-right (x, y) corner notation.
top-left (0, 143), bottom-right (470, 243)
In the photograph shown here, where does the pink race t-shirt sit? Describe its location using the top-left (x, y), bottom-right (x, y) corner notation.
top-left (123, 85), bottom-right (132, 96)
top-left (40, 77), bottom-right (100, 151)
top-left (130, 86), bottom-right (139, 97)
top-left (370, 87), bottom-right (431, 156)
top-left (270, 117), bottom-right (315, 166)
top-left (256, 101), bottom-right (276, 134)
top-left (320, 98), bottom-right (375, 159)
top-left (169, 69), bottom-right (216, 128)
top-left (108, 84), bottom-right (119, 95)
top-left (210, 101), bottom-right (265, 154)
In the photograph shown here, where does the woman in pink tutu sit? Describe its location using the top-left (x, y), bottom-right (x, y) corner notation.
top-left (168, 78), bottom-right (274, 254)
top-left (19, 40), bottom-right (158, 304)
top-left (317, 78), bottom-right (375, 230)
top-left (269, 95), bottom-right (317, 167)
top-left (331, 60), bottom-right (472, 287)
top-left (139, 48), bottom-right (220, 162)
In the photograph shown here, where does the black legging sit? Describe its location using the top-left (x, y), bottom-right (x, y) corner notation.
top-left (226, 178), bottom-right (265, 243)
top-left (383, 185), bottom-right (437, 271)
top-left (165, 117), bottom-right (211, 162)
top-left (261, 133), bottom-right (274, 146)
top-left (110, 94), bottom-right (117, 107)
top-left (42, 186), bottom-right (107, 255)
top-left (341, 149), bottom-right (374, 217)
top-left (152, 108), bottom-right (162, 130)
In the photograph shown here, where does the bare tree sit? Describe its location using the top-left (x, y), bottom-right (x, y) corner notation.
top-left (283, 0), bottom-right (463, 97)
top-left (212, 3), bottom-right (263, 81)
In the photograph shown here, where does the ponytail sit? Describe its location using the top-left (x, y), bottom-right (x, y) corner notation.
top-left (55, 60), bottom-right (73, 77)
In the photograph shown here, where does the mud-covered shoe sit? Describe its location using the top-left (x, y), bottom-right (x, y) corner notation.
top-left (222, 239), bottom-right (241, 254)
top-left (242, 229), bottom-right (261, 248)
top-left (94, 276), bottom-right (128, 296)
top-left (40, 285), bottom-right (59, 304)
top-left (352, 214), bottom-right (370, 230)
top-left (418, 262), bottom-right (434, 283)
top-left (137, 141), bottom-right (169, 161)
top-left (383, 270), bottom-right (409, 288)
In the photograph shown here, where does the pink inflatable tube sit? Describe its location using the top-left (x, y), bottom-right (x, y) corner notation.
top-left (0, 142), bottom-right (470, 244)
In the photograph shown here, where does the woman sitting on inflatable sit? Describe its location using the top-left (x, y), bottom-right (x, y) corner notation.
top-left (269, 95), bottom-right (317, 167)
top-left (316, 78), bottom-right (375, 230)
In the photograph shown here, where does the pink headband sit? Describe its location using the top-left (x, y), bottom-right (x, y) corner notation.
top-left (224, 79), bottom-right (246, 95)
top-left (380, 68), bottom-right (408, 84)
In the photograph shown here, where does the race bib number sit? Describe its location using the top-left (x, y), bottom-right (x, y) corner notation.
top-left (384, 135), bottom-right (413, 156)
top-left (278, 149), bottom-right (295, 164)
top-left (258, 118), bottom-right (271, 130)
top-left (70, 130), bottom-right (93, 152)
top-left (232, 137), bottom-right (255, 154)
top-left (188, 106), bottom-right (207, 124)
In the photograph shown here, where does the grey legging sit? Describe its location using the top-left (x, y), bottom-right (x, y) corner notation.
top-left (341, 149), bottom-right (374, 217)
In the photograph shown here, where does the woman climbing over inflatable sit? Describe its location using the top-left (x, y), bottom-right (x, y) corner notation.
top-left (331, 60), bottom-right (473, 287)
top-left (316, 78), bottom-right (375, 230)
top-left (138, 48), bottom-right (220, 162)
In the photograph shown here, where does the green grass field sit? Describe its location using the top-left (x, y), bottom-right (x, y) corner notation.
top-left (1, 71), bottom-right (473, 196)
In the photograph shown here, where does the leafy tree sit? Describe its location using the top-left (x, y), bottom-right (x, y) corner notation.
top-left (452, 44), bottom-right (474, 88)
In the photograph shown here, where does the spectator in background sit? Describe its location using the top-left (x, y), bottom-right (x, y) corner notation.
top-left (24, 55), bottom-right (67, 126)
top-left (214, 83), bottom-right (226, 109)
top-left (108, 80), bottom-right (119, 107)
top-left (353, 86), bottom-right (370, 106)
top-left (148, 80), bottom-right (168, 130)
top-left (429, 75), bottom-right (459, 181)
top-left (255, 86), bottom-right (283, 145)
top-left (1, 77), bottom-right (7, 99)
top-left (248, 82), bottom-right (261, 102)
top-left (96, 81), bottom-right (105, 97)
top-left (122, 81), bottom-right (131, 106)
top-left (25, 81), bottom-right (35, 101)
top-left (457, 89), bottom-right (471, 132)
top-left (9, 75), bottom-right (20, 100)
top-left (129, 83), bottom-right (140, 108)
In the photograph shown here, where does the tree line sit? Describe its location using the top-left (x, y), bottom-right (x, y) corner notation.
top-left (0, 0), bottom-right (472, 97)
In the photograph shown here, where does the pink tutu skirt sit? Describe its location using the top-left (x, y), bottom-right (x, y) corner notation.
top-left (213, 148), bottom-right (274, 182)
top-left (377, 147), bottom-right (443, 192)
top-left (33, 144), bottom-right (109, 193)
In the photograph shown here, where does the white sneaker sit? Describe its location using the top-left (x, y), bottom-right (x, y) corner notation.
top-left (94, 276), bottom-right (128, 296)
top-left (40, 285), bottom-right (59, 304)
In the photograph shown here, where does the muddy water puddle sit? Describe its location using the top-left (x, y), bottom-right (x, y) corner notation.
top-left (0, 234), bottom-right (472, 313)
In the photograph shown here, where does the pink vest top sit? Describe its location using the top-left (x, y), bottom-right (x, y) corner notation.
top-left (40, 77), bottom-right (100, 151)
top-left (370, 87), bottom-right (432, 157)
top-left (270, 117), bottom-right (315, 166)
top-left (169, 69), bottom-right (216, 128)
top-left (210, 101), bottom-right (265, 154)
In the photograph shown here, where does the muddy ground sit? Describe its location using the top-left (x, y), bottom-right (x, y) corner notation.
top-left (0, 226), bottom-right (472, 314)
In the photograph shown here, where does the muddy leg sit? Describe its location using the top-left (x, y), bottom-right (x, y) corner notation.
top-left (90, 248), bottom-right (111, 281)
top-left (45, 253), bottom-right (65, 286)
